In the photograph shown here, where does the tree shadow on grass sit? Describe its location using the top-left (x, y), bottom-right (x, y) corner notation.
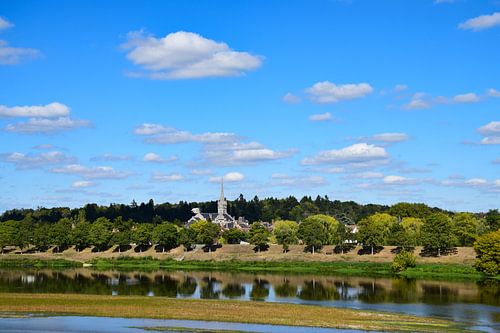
top-left (357, 245), bottom-right (384, 255)
top-left (113, 245), bottom-right (132, 253)
top-left (419, 247), bottom-right (457, 257)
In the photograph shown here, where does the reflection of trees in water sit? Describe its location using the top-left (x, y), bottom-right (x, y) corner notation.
top-left (420, 284), bottom-right (458, 305)
top-left (477, 279), bottom-right (500, 307)
top-left (333, 280), bottom-right (354, 301)
top-left (222, 283), bottom-right (245, 298)
top-left (390, 278), bottom-right (418, 303)
top-left (250, 279), bottom-right (269, 300)
top-left (299, 280), bottom-right (339, 301)
top-left (274, 279), bottom-right (297, 298)
top-left (177, 276), bottom-right (197, 296)
top-left (200, 276), bottom-right (220, 299)
top-left (358, 281), bottom-right (387, 303)
top-left (151, 274), bottom-right (179, 297)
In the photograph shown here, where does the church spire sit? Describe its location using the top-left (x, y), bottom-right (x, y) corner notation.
top-left (219, 176), bottom-right (225, 201)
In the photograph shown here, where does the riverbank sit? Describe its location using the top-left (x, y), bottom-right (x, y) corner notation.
top-left (0, 293), bottom-right (477, 332)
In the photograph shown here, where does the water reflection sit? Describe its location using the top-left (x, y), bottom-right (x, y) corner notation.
top-left (0, 268), bottom-right (498, 328)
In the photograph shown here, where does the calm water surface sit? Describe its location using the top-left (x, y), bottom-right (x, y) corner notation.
top-left (0, 269), bottom-right (498, 332)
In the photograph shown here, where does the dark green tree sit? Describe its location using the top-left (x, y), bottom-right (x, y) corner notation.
top-left (485, 209), bottom-right (500, 231)
top-left (249, 222), bottom-right (270, 252)
top-left (0, 221), bottom-right (16, 254)
top-left (179, 228), bottom-right (196, 251)
top-left (357, 213), bottom-right (396, 254)
top-left (71, 221), bottom-right (90, 251)
top-left (221, 228), bottom-right (248, 244)
top-left (89, 217), bottom-right (113, 252)
top-left (152, 223), bottom-right (179, 252)
top-left (190, 220), bottom-right (220, 252)
top-left (297, 218), bottom-right (327, 253)
top-left (452, 212), bottom-right (479, 246)
top-left (50, 218), bottom-right (72, 252)
top-left (132, 223), bottom-right (153, 252)
top-left (421, 213), bottom-right (456, 256)
top-left (335, 224), bottom-right (353, 254)
top-left (32, 223), bottom-right (51, 252)
top-left (474, 230), bottom-right (499, 276)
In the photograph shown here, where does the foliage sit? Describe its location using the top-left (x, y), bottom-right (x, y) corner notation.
top-left (190, 220), bottom-right (220, 250)
top-left (297, 218), bottom-right (327, 253)
top-left (152, 223), bottom-right (179, 252)
top-left (357, 213), bottom-right (396, 254)
top-left (50, 218), bottom-right (72, 252)
top-left (273, 220), bottom-right (299, 252)
top-left (0, 221), bottom-right (15, 254)
top-left (221, 228), bottom-right (248, 244)
top-left (88, 217), bottom-right (113, 251)
top-left (391, 251), bottom-right (417, 273)
top-left (474, 230), bottom-right (500, 276)
top-left (32, 223), bottom-right (51, 251)
top-left (388, 222), bottom-right (416, 250)
top-left (485, 209), bottom-right (500, 231)
top-left (452, 212), bottom-right (479, 246)
top-left (71, 221), bottom-right (90, 250)
top-left (388, 202), bottom-right (433, 219)
top-left (335, 224), bottom-right (353, 254)
top-left (249, 222), bottom-right (270, 252)
top-left (303, 214), bottom-right (339, 244)
top-left (179, 228), bottom-right (196, 251)
top-left (421, 213), bottom-right (456, 256)
top-left (400, 217), bottom-right (423, 246)
top-left (132, 223), bottom-right (154, 251)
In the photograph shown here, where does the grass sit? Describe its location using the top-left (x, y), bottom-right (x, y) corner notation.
top-left (0, 293), bottom-right (478, 333)
top-left (0, 258), bottom-right (79, 269)
top-left (137, 327), bottom-right (259, 333)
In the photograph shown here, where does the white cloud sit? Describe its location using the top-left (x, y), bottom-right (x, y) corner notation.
top-left (453, 93), bottom-right (480, 103)
top-left (0, 17), bottom-right (13, 30)
top-left (302, 143), bottom-right (388, 165)
top-left (142, 152), bottom-right (177, 163)
top-left (488, 88), bottom-right (500, 97)
top-left (477, 121), bottom-right (500, 145)
top-left (209, 171), bottom-right (245, 183)
top-left (370, 132), bottom-right (409, 143)
top-left (393, 84), bottom-right (408, 92)
top-left (136, 123), bottom-right (295, 166)
top-left (383, 175), bottom-right (414, 185)
top-left (190, 168), bottom-right (213, 176)
top-left (269, 174), bottom-right (326, 188)
top-left (464, 178), bottom-right (488, 186)
top-left (71, 180), bottom-right (95, 188)
top-left (0, 151), bottom-right (74, 169)
top-left (51, 164), bottom-right (132, 179)
top-left (353, 171), bottom-right (384, 179)
top-left (151, 172), bottom-right (184, 182)
top-left (459, 12), bottom-right (500, 31)
top-left (122, 30), bottom-right (263, 79)
top-left (403, 93), bottom-right (431, 110)
top-left (309, 112), bottom-right (332, 122)
top-left (305, 81), bottom-right (373, 104)
top-left (0, 40), bottom-right (40, 65)
top-left (5, 117), bottom-right (91, 133)
top-left (282, 93), bottom-right (301, 104)
top-left (0, 102), bottom-right (70, 118)
top-left (90, 154), bottom-right (133, 162)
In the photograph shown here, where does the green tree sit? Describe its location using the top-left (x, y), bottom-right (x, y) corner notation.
top-left (421, 213), bottom-right (456, 256)
top-left (303, 214), bottom-right (339, 244)
top-left (335, 224), bottom-right (353, 254)
top-left (485, 209), bottom-right (500, 231)
top-left (32, 223), bottom-right (51, 252)
top-left (71, 221), bottom-right (90, 251)
top-left (391, 251), bottom-right (417, 273)
top-left (401, 217), bottom-right (423, 245)
top-left (190, 220), bottom-right (220, 252)
top-left (152, 223), bottom-right (179, 252)
top-left (50, 218), bottom-right (72, 252)
top-left (89, 217), bottom-right (113, 252)
top-left (132, 223), bottom-right (153, 252)
top-left (357, 213), bottom-right (396, 254)
top-left (273, 220), bottom-right (299, 252)
top-left (249, 222), bottom-right (270, 252)
top-left (452, 212), bottom-right (479, 246)
top-left (474, 230), bottom-right (500, 276)
top-left (112, 229), bottom-right (131, 253)
top-left (179, 228), bottom-right (196, 251)
top-left (298, 218), bottom-right (327, 253)
top-left (0, 221), bottom-right (16, 254)
top-left (388, 222), bottom-right (416, 250)
top-left (221, 228), bottom-right (248, 244)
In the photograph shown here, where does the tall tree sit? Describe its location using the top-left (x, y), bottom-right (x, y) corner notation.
top-left (452, 212), bottom-right (479, 246)
top-left (71, 221), bottom-right (90, 251)
top-left (298, 218), bottom-right (327, 253)
top-left (190, 220), bottom-right (220, 252)
top-left (273, 220), bottom-right (299, 252)
top-left (421, 213), bottom-right (456, 256)
top-left (357, 213), bottom-right (397, 254)
top-left (132, 223), bottom-right (153, 252)
top-left (50, 218), bottom-right (72, 252)
top-left (249, 222), bottom-right (270, 252)
top-left (152, 223), bottom-right (179, 252)
top-left (485, 209), bottom-right (500, 231)
top-left (474, 229), bottom-right (500, 276)
top-left (89, 217), bottom-right (113, 252)
top-left (0, 221), bottom-right (16, 254)
top-left (303, 214), bottom-right (339, 245)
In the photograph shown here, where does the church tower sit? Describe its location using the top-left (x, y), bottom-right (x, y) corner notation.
top-left (217, 177), bottom-right (227, 217)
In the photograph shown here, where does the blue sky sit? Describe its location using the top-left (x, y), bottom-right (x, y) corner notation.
top-left (0, 0), bottom-right (499, 213)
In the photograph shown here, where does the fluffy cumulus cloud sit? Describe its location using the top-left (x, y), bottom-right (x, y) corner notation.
top-left (51, 164), bottom-right (132, 179)
top-left (453, 93), bottom-right (480, 103)
top-left (122, 30), bottom-right (263, 79)
top-left (135, 123), bottom-right (295, 166)
top-left (5, 117), bottom-right (91, 133)
top-left (305, 81), bottom-right (373, 104)
top-left (1, 102), bottom-right (90, 134)
top-left (309, 112), bottom-right (332, 122)
top-left (142, 152), bottom-right (177, 163)
top-left (477, 121), bottom-right (500, 145)
top-left (302, 143), bottom-right (388, 166)
top-left (403, 93), bottom-right (431, 110)
top-left (0, 18), bottom-right (40, 65)
top-left (488, 88), bottom-right (500, 97)
top-left (0, 102), bottom-right (69, 118)
top-left (459, 12), bottom-right (500, 31)
top-left (0, 151), bottom-right (74, 169)
top-left (209, 171), bottom-right (245, 183)
top-left (404, 91), bottom-right (482, 109)
top-left (151, 172), bottom-right (184, 182)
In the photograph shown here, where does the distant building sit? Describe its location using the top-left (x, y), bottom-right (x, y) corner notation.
top-left (186, 178), bottom-right (249, 229)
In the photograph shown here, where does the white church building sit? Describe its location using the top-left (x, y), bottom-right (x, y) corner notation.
top-left (186, 179), bottom-right (249, 229)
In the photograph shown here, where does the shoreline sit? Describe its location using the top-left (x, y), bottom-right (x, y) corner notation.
top-left (0, 293), bottom-right (477, 333)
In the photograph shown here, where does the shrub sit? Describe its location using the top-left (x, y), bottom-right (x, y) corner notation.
top-left (391, 251), bottom-right (417, 273)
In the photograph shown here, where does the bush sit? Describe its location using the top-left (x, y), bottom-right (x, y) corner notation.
top-left (474, 229), bottom-right (500, 277)
top-left (391, 251), bottom-right (417, 273)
